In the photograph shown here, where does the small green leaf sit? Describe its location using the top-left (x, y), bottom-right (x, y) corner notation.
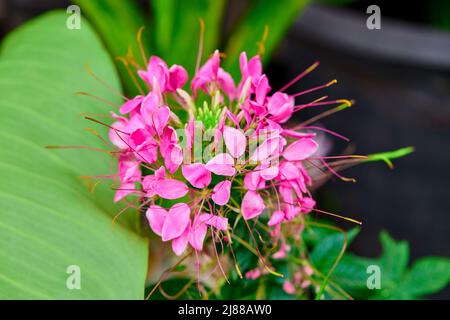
top-left (378, 231), bottom-right (409, 289)
top-left (365, 147), bottom-right (414, 169)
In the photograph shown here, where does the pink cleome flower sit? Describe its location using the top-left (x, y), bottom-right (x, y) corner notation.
top-left (105, 50), bottom-right (340, 258)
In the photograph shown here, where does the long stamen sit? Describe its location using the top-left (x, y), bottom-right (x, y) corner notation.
top-left (112, 197), bottom-right (142, 224)
top-left (257, 25), bottom-right (269, 56)
top-left (302, 125), bottom-right (350, 142)
top-left (279, 61), bottom-right (320, 92)
top-left (84, 128), bottom-right (115, 147)
top-left (45, 145), bottom-right (111, 153)
top-left (116, 56), bottom-right (145, 95)
top-left (294, 99), bottom-right (352, 112)
top-left (210, 226), bottom-right (230, 284)
top-left (320, 158), bottom-right (356, 183)
top-left (195, 19), bottom-right (205, 74)
top-left (76, 92), bottom-right (121, 109)
top-left (243, 219), bottom-right (284, 278)
top-left (293, 102), bottom-right (352, 128)
top-left (137, 27), bottom-right (148, 66)
top-left (311, 207), bottom-right (362, 225)
top-left (84, 116), bottom-right (129, 135)
top-left (85, 65), bottom-right (129, 100)
top-left (292, 79), bottom-right (337, 97)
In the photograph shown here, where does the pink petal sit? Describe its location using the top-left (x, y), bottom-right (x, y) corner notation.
top-left (160, 126), bottom-right (178, 158)
top-left (254, 75), bottom-right (270, 105)
top-left (283, 280), bottom-right (296, 295)
top-left (139, 56), bottom-right (169, 90)
top-left (205, 153), bottom-right (236, 176)
top-left (172, 223), bottom-right (191, 256)
top-left (145, 205), bottom-right (168, 236)
top-left (162, 203), bottom-right (191, 241)
top-left (155, 178), bottom-right (189, 199)
top-left (248, 55), bottom-right (262, 79)
top-left (267, 92), bottom-right (294, 123)
top-left (268, 210), bottom-right (285, 227)
top-left (113, 183), bottom-right (137, 202)
top-left (152, 106), bottom-right (170, 136)
top-left (300, 197), bottom-right (316, 214)
top-left (199, 214), bottom-right (228, 231)
top-left (118, 156), bottom-right (141, 183)
top-left (245, 269), bottom-right (261, 280)
top-left (241, 190), bottom-right (265, 220)
top-left (279, 184), bottom-right (294, 204)
top-left (141, 92), bottom-right (161, 119)
top-left (284, 204), bottom-right (301, 220)
top-left (279, 161), bottom-right (300, 180)
top-left (189, 215), bottom-right (207, 251)
top-left (211, 180), bottom-right (231, 206)
top-left (283, 138), bottom-right (318, 161)
top-left (223, 126), bottom-right (246, 158)
top-left (250, 136), bottom-right (281, 162)
top-left (164, 143), bottom-right (183, 174)
top-left (119, 96), bottom-right (143, 114)
top-left (168, 65), bottom-right (188, 92)
top-left (244, 171), bottom-right (266, 191)
top-left (256, 163), bottom-right (279, 180)
top-left (181, 163), bottom-right (212, 188)
top-left (272, 243), bottom-right (290, 259)
top-left (217, 68), bottom-right (236, 100)
top-left (109, 119), bottom-right (129, 149)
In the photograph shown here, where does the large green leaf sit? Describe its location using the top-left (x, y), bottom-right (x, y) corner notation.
top-left (151, 0), bottom-right (226, 75)
top-left (0, 12), bottom-right (148, 299)
top-left (223, 0), bottom-right (310, 78)
top-left (392, 257), bottom-right (450, 298)
top-left (73, 0), bottom-right (150, 96)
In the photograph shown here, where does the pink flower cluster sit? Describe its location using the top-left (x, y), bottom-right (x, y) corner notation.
top-left (109, 50), bottom-right (319, 256)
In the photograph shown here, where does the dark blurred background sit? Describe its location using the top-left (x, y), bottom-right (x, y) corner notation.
top-left (1, 0), bottom-right (449, 297)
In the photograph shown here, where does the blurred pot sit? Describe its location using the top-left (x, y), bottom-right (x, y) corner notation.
top-left (271, 4), bottom-right (450, 295)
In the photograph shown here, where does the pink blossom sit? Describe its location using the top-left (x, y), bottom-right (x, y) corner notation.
top-left (119, 95), bottom-right (144, 114)
top-left (245, 269), bottom-right (261, 280)
top-left (189, 214), bottom-right (208, 251)
top-left (223, 126), bottom-right (246, 158)
top-left (267, 92), bottom-right (294, 123)
top-left (146, 203), bottom-right (191, 241)
top-left (241, 190), bottom-right (265, 220)
top-left (272, 243), bottom-right (291, 259)
top-left (244, 171), bottom-right (266, 191)
top-left (199, 214), bottom-right (228, 230)
top-left (283, 280), bottom-right (296, 295)
top-left (205, 153), bottom-right (236, 176)
top-left (283, 138), bottom-right (318, 161)
top-left (182, 163), bottom-right (212, 188)
top-left (142, 168), bottom-right (188, 199)
top-left (138, 56), bottom-right (187, 92)
top-left (211, 180), bottom-right (231, 206)
top-left (268, 210), bottom-right (285, 227)
top-left (191, 50), bottom-right (235, 99)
